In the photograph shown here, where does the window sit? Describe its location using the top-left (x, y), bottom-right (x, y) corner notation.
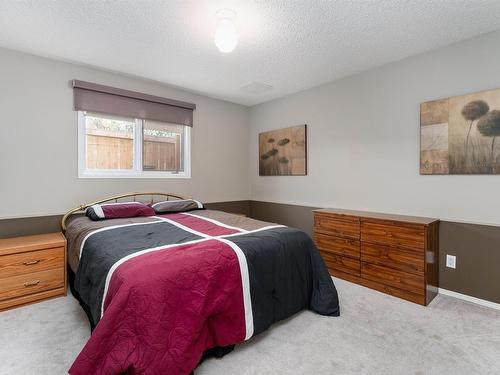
top-left (78, 111), bottom-right (190, 178)
top-left (73, 80), bottom-right (195, 178)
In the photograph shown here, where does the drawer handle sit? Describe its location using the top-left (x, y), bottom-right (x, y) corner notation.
top-left (23, 280), bottom-right (40, 287)
top-left (23, 260), bottom-right (41, 266)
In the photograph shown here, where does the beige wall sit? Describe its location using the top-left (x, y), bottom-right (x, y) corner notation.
top-left (249, 31), bottom-right (500, 226)
top-left (0, 48), bottom-right (250, 219)
top-left (3, 29), bottom-right (500, 225)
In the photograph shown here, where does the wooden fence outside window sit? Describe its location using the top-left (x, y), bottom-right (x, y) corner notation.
top-left (86, 130), bottom-right (181, 171)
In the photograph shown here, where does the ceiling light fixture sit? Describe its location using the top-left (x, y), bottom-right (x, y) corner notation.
top-left (214, 9), bottom-right (238, 53)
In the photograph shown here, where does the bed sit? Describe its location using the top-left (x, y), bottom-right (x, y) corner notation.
top-left (63, 193), bottom-right (340, 375)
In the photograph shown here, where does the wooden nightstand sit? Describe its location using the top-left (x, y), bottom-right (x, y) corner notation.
top-left (0, 232), bottom-right (66, 311)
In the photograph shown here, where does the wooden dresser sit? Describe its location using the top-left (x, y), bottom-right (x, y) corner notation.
top-left (0, 233), bottom-right (66, 311)
top-left (313, 208), bottom-right (439, 305)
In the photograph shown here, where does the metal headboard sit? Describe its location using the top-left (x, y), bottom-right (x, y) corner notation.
top-left (60, 192), bottom-right (188, 232)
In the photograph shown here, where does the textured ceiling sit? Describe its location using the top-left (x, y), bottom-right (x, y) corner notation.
top-left (1, 0), bottom-right (500, 106)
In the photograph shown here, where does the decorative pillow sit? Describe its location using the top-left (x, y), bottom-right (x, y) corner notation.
top-left (86, 202), bottom-right (155, 221)
top-left (151, 199), bottom-right (204, 214)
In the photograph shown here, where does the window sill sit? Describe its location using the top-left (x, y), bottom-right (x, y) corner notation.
top-left (78, 171), bottom-right (191, 179)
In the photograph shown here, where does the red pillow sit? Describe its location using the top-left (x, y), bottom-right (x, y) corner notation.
top-left (86, 202), bottom-right (155, 221)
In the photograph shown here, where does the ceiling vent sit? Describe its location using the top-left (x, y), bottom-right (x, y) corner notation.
top-left (240, 81), bottom-right (273, 94)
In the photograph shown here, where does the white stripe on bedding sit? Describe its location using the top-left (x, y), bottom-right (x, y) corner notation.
top-left (153, 216), bottom-right (212, 238)
top-left (78, 219), bottom-right (163, 259)
top-left (151, 199), bottom-right (203, 208)
top-left (100, 202), bottom-right (144, 206)
top-left (100, 238), bottom-right (209, 317)
top-left (216, 237), bottom-right (254, 340)
top-left (90, 204), bottom-right (105, 218)
top-left (220, 225), bottom-right (286, 238)
top-left (180, 212), bottom-right (249, 233)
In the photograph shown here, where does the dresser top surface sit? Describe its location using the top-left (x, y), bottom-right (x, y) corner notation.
top-left (0, 232), bottom-right (66, 255)
top-left (313, 208), bottom-right (439, 225)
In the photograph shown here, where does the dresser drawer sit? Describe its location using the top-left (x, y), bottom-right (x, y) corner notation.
top-left (361, 242), bottom-right (424, 275)
top-left (361, 221), bottom-right (424, 250)
top-left (321, 252), bottom-right (360, 276)
top-left (315, 233), bottom-right (360, 259)
top-left (361, 262), bottom-right (424, 296)
top-left (314, 213), bottom-right (360, 239)
top-left (0, 247), bottom-right (64, 278)
top-left (0, 268), bottom-right (65, 301)
top-left (360, 277), bottom-right (425, 305)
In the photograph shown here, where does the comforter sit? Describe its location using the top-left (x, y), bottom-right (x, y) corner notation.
top-left (67, 210), bottom-right (339, 375)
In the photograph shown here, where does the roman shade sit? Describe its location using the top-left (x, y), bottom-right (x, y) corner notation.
top-left (73, 80), bottom-right (196, 126)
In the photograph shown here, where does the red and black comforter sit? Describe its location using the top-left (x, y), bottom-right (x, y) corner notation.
top-left (68, 210), bottom-right (339, 374)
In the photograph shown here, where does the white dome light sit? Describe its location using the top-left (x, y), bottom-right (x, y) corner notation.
top-left (214, 16), bottom-right (238, 53)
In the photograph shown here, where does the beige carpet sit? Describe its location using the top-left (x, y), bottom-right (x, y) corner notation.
top-left (1, 278), bottom-right (499, 375)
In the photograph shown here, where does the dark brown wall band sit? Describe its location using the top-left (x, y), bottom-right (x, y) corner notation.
top-left (73, 80), bottom-right (195, 126)
top-left (0, 201), bottom-right (251, 239)
top-left (1, 200), bottom-right (498, 305)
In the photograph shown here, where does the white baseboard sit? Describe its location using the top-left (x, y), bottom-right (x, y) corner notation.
top-left (438, 288), bottom-right (500, 311)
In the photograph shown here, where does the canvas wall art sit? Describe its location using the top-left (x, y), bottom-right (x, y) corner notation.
top-left (420, 88), bottom-right (500, 174)
top-left (259, 124), bottom-right (307, 176)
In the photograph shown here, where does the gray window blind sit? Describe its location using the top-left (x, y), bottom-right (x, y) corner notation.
top-left (73, 80), bottom-right (196, 126)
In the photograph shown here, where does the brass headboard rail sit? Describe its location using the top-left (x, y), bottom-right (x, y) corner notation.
top-left (61, 192), bottom-right (188, 232)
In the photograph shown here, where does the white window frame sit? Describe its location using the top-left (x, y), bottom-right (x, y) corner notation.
top-left (78, 111), bottom-right (191, 179)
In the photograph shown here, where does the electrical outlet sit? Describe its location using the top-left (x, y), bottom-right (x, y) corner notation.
top-left (446, 254), bottom-right (456, 269)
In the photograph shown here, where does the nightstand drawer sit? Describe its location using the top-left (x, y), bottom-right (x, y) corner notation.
top-left (0, 268), bottom-right (65, 301)
top-left (0, 247), bottom-right (64, 278)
